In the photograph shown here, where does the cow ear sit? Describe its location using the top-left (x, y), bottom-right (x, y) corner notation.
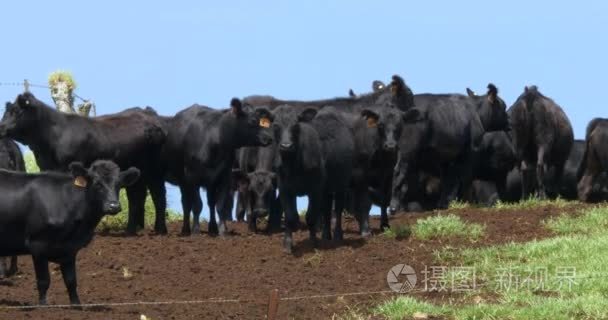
top-left (255, 107), bottom-right (274, 128)
top-left (361, 109), bottom-right (379, 128)
top-left (487, 83), bottom-right (498, 104)
top-left (348, 89), bottom-right (356, 97)
top-left (69, 162), bottom-right (88, 178)
top-left (403, 108), bottom-right (425, 123)
top-left (17, 93), bottom-right (34, 108)
top-left (232, 169), bottom-right (250, 192)
top-left (390, 75), bottom-right (406, 96)
top-left (372, 81), bottom-right (385, 92)
top-left (298, 108), bottom-right (317, 122)
top-left (466, 88), bottom-right (476, 97)
top-left (119, 167), bottom-right (141, 187)
top-left (230, 98), bottom-right (245, 117)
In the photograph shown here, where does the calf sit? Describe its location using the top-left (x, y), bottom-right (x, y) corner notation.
top-left (163, 99), bottom-right (274, 236)
top-left (509, 86), bottom-right (574, 199)
top-left (233, 144), bottom-right (281, 232)
top-left (0, 139), bottom-right (24, 278)
top-left (0, 93), bottom-right (167, 235)
top-left (0, 160), bottom-right (139, 305)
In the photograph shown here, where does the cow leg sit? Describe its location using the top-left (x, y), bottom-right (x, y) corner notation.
top-left (354, 188), bottom-right (372, 237)
top-left (148, 179), bottom-right (168, 235)
top-left (214, 177), bottom-right (233, 237)
top-left (191, 190), bottom-right (203, 234)
top-left (321, 194), bottom-right (333, 240)
top-left (267, 193), bottom-right (282, 233)
top-left (281, 192), bottom-right (298, 254)
top-left (8, 256), bottom-right (17, 277)
top-left (438, 163), bottom-right (458, 209)
top-left (32, 256), bottom-right (50, 305)
top-left (206, 188), bottom-right (219, 236)
top-left (236, 190), bottom-right (247, 222)
top-left (179, 185), bottom-right (194, 235)
top-left (60, 256), bottom-right (80, 305)
top-left (333, 192), bottom-right (345, 241)
top-left (126, 183), bottom-right (146, 235)
top-left (306, 191), bottom-right (321, 248)
top-left (536, 147), bottom-right (548, 199)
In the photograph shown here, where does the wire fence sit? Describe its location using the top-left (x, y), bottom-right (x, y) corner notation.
top-left (0, 289), bottom-right (399, 311)
top-left (0, 80), bottom-right (95, 116)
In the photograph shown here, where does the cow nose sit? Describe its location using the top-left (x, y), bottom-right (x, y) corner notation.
top-left (253, 208), bottom-right (269, 218)
top-left (106, 201), bottom-right (121, 214)
top-left (384, 142), bottom-right (397, 151)
top-left (280, 142), bottom-right (293, 150)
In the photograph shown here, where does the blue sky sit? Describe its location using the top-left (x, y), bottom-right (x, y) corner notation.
top-left (1, 1), bottom-right (607, 216)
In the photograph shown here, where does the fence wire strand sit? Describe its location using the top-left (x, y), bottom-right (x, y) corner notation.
top-left (0, 290), bottom-right (399, 310)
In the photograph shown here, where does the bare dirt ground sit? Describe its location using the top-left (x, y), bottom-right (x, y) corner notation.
top-left (0, 204), bottom-right (582, 319)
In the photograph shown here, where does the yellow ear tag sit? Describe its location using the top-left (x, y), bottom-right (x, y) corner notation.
top-left (259, 117), bottom-right (271, 128)
top-left (367, 117), bottom-right (378, 128)
top-left (74, 176), bottom-right (88, 188)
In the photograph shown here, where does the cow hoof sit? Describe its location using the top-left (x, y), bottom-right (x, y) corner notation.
top-left (381, 224), bottom-right (390, 232)
top-left (283, 237), bottom-right (294, 254)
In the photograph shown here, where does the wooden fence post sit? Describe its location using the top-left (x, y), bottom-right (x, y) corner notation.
top-left (267, 289), bottom-right (279, 320)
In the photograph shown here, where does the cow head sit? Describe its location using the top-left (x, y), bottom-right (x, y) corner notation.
top-left (272, 105), bottom-right (317, 155)
top-left (69, 160), bottom-right (140, 215)
top-left (234, 169), bottom-right (277, 218)
top-left (229, 98), bottom-right (274, 148)
top-left (466, 83), bottom-right (509, 132)
top-left (0, 92), bottom-right (42, 140)
top-left (360, 107), bottom-right (424, 153)
top-left (369, 75), bottom-right (416, 112)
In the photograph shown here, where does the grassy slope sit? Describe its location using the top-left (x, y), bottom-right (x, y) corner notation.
top-left (351, 201), bottom-right (608, 320)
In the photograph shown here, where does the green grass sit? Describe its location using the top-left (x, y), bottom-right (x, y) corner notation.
top-left (449, 200), bottom-right (471, 210)
top-left (25, 152), bottom-right (181, 232)
top-left (412, 214), bottom-right (485, 240)
top-left (366, 205), bottom-right (608, 320)
top-left (494, 196), bottom-right (573, 210)
top-left (382, 224), bottom-right (412, 240)
top-left (545, 205), bottom-right (608, 235)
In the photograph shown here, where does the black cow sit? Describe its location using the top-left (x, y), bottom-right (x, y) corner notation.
top-left (509, 86), bottom-right (574, 199)
top-left (0, 160), bottom-right (139, 305)
top-left (163, 99), bottom-right (274, 236)
top-left (390, 83), bottom-right (509, 212)
top-left (578, 119), bottom-right (608, 202)
top-left (233, 143), bottom-right (281, 233)
top-left (503, 140), bottom-right (597, 202)
top-left (346, 106), bottom-right (424, 235)
top-left (272, 105), bottom-right (325, 253)
top-left (272, 105), bottom-right (355, 252)
top-left (474, 131), bottom-right (517, 204)
top-left (0, 139), bottom-right (24, 278)
top-left (243, 75), bottom-right (416, 113)
top-left (0, 93), bottom-right (167, 235)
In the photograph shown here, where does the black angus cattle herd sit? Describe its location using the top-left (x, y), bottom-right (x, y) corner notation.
top-left (0, 75), bottom-right (607, 304)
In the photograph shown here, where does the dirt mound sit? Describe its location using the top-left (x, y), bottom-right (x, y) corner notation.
top-left (0, 204), bottom-right (581, 319)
